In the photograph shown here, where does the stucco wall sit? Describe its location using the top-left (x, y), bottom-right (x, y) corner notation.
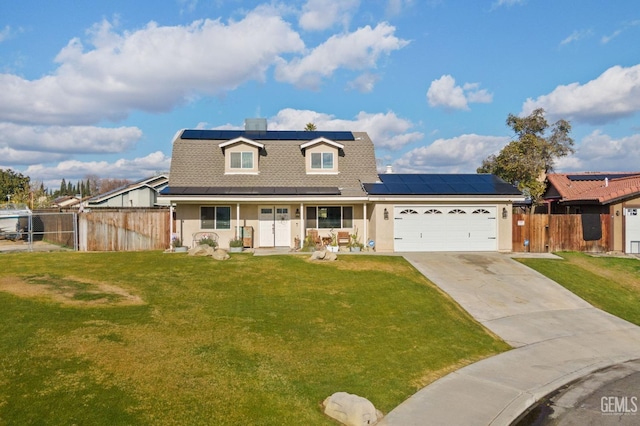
top-left (175, 202), bottom-right (366, 249)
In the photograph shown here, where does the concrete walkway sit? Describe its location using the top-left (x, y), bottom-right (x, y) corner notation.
top-left (379, 252), bottom-right (640, 426)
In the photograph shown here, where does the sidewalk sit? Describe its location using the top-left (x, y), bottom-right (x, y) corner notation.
top-left (379, 252), bottom-right (640, 426)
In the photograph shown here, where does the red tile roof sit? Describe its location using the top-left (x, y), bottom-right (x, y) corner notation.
top-left (546, 172), bottom-right (640, 204)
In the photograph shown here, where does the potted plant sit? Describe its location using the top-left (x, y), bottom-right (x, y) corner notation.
top-left (327, 232), bottom-right (339, 253)
top-left (198, 236), bottom-right (217, 249)
top-left (349, 232), bottom-right (364, 252)
top-left (229, 238), bottom-right (244, 252)
top-left (172, 236), bottom-right (187, 253)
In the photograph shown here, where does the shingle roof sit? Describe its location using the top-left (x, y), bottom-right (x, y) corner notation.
top-left (88, 174), bottom-right (169, 203)
top-left (545, 172), bottom-right (640, 204)
top-left (167, 131), bottom-right (378, 198)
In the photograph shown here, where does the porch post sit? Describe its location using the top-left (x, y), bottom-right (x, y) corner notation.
top-left (236, 203), bottom-right (241, 238)
top-left (169, 202), bottom-right (174, 250)
top-left (363, 202), bottom-right (368, 245)
top-left (300, 202), bottom-right (305, 239)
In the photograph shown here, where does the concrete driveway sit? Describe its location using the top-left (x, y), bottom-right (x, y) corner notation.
top-left (379, 252), bottom-right (640, 426)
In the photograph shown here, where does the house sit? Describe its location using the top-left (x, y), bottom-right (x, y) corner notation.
top-left (52, 195), bottom-right (82, 209)
top-left (86, 174), bottom-right (169, 208)
top-left (544, 172), bottom-right (640, 253)
top-left (160, 122), bottom-right (524, 252)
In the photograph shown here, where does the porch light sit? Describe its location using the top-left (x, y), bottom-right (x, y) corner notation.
top-left (295, 208), bottom-right (300, 218)
top-left (384, 208), bottom-right (389, 220)
top-left (502, 207), bottom-right (508, 219)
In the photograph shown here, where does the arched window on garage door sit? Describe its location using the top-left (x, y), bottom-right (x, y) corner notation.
top-left (472, 209), bottom-right (491, 214)
top-left (399, 209), bottom-right (419, 214)
top-left (424, 209), bottom-right (443, 214)
top-left (448, 208), bottom-right (466, 214)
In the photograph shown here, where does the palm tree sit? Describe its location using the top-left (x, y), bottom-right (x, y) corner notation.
top-left (304, 123), bottom-right (317, 131)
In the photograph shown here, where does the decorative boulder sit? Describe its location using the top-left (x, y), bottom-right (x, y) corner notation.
top-left (188, 244), bottom-right (215, 257)
top-left (310, 250), bottom-right (337, 261)
top-left (323, 392), bottom-right (383, 426)
top-left (211, 248), bottom-right (230, 261)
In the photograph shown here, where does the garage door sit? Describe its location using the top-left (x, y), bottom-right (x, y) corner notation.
top-left (394, 206), bottom-right (497, 252)
top-left (625, 208), bottom-right (640, 254)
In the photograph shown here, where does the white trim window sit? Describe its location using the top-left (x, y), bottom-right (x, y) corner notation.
top-left (230, 152), bottom-right (254, 169)
top-left (305, 206), bottom-right (353, 228)
top-left (310, 152), bottom-right (334, 170)
top-left (201, 206), bottom-right (231, 229)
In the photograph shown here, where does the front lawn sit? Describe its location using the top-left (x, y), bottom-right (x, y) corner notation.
top-left (0, 252), bottom-right (508, 425)
top-left (516, 252), bottom-right (640, 325)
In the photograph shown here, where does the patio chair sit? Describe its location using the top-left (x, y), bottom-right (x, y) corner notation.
top-left (337, 231), bottom-right (350, 248)
top-left (307, 229), bottom-right (322, 249)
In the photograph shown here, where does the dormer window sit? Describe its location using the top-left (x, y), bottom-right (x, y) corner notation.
top-left (311, 152), bottom-right (333, 169)
top-left (220, 137), bottom-right (263, 174)
top-left (301, 137), bottom-right (343, 174)
top-left (230, 151), bottom-right (254, 169)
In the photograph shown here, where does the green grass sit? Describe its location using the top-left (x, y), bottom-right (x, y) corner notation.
top-left (0, 252), bottom-right (509, 425)
top-left (517, 252), bottom-right (640, 325)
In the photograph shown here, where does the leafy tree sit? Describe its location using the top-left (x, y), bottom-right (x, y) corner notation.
top-left (478, 108), bottom-right (573, 202)
top-left (0, 168), bottom-right (30, 204)
top-left (304, 122), bottom-right (317, 131)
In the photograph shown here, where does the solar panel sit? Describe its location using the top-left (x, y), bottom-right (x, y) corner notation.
top-left (567, 173), bottom-right (635, 181)
top-left (366, 174), bottom-right (522, 195)
top-left (181, 130), bottom-right (355, 141)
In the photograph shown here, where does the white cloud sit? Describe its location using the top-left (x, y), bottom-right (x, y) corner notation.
top-left (0, 9), bottom-right (304, 125)
top-left (178, 0), bottom-right (198, 14)
top-left (275, 22), bottom-right (409, 89)
top-left (560, 29), bottom-right (592, 46)
top-left (0, 147), bottom-right (67, 166)
top-left (393, 134), bottom-right (509, 173)
top-left (0, 25), bottom-right (13, 43)
top-left (299, 0), bottom-right (360, 31)
top-left (24, 151), bottom-right (171, 184)
top-left (347, 73), bottom-right (379, 93)
top-left (492, 0), bottom-right (526, 8)
top-left (522, 64), bottom-right (640, 124)
top-left (555, 130), bottom-right (640, 172)
top-left (601, 20), bottom-right (640, 44)
top-left (427, 75), bottom-right (493, 110)
top-left (267, 108), bottom-right (422, 150)
top-left (386, 0), bottom-right (415, 16)
top-left (0, 123), bottom-right (142, 155)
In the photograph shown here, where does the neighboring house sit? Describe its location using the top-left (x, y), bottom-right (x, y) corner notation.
top-left (52, 195), bottom-right (82, 209)
top-left (544, 172), bottom-right (640, 253)
top-left (160, 124), bottom-right (524, 252)
top-left (86, 175), bottom-right (169, 208)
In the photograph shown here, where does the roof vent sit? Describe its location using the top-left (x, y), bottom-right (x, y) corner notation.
top-left (385, 165), bottom-right (393, 174)
top-left (605, 177), bottom-right (609, 187)
top-left (245, 118), bottom-right (267, 131)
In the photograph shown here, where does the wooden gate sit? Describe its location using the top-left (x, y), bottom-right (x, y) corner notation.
top-left (79, 209), bottom-right (170, 251)
top-left (512, 214), bottom-right (611, 253)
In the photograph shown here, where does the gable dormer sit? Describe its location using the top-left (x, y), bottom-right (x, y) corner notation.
top-left (219, 137), bottom-right (264, 174)
top-left (300, 137), bottom-right (344, 175)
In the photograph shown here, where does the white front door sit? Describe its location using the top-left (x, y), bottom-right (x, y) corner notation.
top-left (274, 207), bottom-right (291, 246)
top-left (259, 206), bottom-right (291, 247)
top-left (625, 208), bottom-right (640, 253)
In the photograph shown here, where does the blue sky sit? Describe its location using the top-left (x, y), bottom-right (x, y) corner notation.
top-left (1, 0), bottom-right (639, 189)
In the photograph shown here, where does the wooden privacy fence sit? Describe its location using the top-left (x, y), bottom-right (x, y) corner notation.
top-left (78, 209), bottom-right (170, 251)
top-left (512, 213), bottom-right (611, 253)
